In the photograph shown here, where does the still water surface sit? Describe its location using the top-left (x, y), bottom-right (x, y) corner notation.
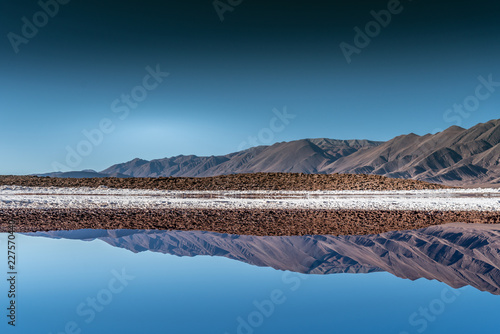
top-left (1, 223), bottom-right (499, 334)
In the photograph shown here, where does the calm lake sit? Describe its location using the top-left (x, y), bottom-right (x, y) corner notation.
top-left (1, 223), bottom-right (500, 334)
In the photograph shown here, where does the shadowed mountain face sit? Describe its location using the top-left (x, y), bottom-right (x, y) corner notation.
top-left (98, 119), bottom-right (500, 186)
top-left (325, 119), bottom-right (500, 186)
top-left (31, 223), bottom-right (500, 295)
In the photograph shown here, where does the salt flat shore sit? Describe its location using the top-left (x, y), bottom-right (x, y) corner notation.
top-left (1, 186), bottom-right (499, 211)
top-left (1, 186), bottom-right (499, 235)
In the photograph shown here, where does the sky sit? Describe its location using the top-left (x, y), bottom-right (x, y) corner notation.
top-left (1, 0), bottom-right (499, 174)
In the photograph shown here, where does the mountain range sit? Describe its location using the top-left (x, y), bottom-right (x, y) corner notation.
top-left (44, 119), bottom-right (500, 186)
top-left (31, 223), bottom-right (500, 295)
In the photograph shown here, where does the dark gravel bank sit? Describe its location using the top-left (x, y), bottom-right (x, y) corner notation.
top-left (1, 209), bottom-right (498, 236)
top-left (0, 173), bottom-right (448, 191)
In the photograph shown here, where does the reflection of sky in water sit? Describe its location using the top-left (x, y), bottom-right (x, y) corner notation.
top-left (1, 233), bottom-right (499, 334)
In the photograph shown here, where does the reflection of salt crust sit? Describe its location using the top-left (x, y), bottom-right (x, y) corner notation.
top-left (0, 186), bottom-right (500, 211)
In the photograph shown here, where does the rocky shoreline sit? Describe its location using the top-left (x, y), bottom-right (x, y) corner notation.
top-left (0, 173), bottom-right (447, 191)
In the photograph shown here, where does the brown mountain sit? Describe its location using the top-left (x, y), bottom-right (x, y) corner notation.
top-left (324, 119), bottom-right (500, 185)
top-left (101, 139), bottom-right (381, 177)
top-left (99, 119), bottom-right (500, 186)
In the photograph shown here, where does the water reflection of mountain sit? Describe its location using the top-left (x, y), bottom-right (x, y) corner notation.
top-left (32, 223), bottom-right (500, 295)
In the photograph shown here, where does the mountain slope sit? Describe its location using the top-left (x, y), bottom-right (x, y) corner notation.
top-left (102, 139), bottom-right (382, 178)
top-left (100, 119), bottom-right (500, 186)
top-left (326, 119), bottom-right (500, 185)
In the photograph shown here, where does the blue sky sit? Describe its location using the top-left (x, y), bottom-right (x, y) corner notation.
top-left (1, 0), bottom-right (499, 174)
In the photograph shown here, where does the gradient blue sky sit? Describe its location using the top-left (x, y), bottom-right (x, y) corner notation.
top-left (1, 0), bottom-right (499, 174)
